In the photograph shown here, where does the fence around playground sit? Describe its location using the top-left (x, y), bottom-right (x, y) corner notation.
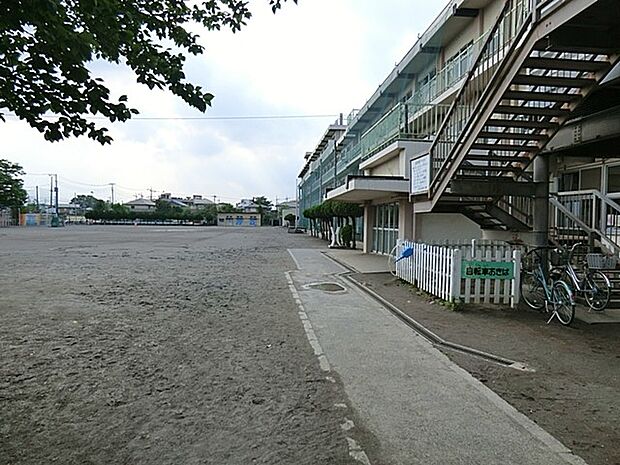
top-left (394, 240), bottom-right (523, 307)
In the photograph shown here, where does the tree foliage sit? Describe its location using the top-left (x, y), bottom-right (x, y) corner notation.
top-left (1, 0), bottom-right (295, 144)
top-left (86, 203), bottom-right (217, 223)
top-left (0, 159), bottom-right (27, 208)
top-left (70, 194), bottom-right (102, 210)
top-left (303, 201), bottom-right (362, 221)
top-left (303, 200), bottom-right (363, 247)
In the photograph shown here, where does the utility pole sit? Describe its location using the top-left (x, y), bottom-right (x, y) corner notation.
top-left (35, 186), bottom-right (39, 210)
top-left (49, 175), bottom-right (53, 211)
top-left (148, 188), bottom-right (154, 201)
top-left (54, 175), bottom-right (59, 216)
top-left (109, 183), bottom-right (115, 204)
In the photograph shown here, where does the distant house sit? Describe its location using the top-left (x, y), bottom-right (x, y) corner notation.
top-left (57, 203), bottom-right (83, 216)
top-left (184, 195), bottom-right (214, 210)
top-left (158, 193), bottom-right (187, 208)
top-left (217, 212), bottom-right (261, 227)
top-left (124, 198), bottom-right (156, 212)
top-left (236, 198), bottom-right (259, 213)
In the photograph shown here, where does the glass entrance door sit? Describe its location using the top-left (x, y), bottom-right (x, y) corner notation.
top-left (372, 203), bottom-right (399, 255)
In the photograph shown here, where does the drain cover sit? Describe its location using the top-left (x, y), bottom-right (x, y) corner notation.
top-left (307, 282), bottom-right (346, 293)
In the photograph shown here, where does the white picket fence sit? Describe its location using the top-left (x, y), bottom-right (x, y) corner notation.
top-left (395, 240), bottom-right (522, 307)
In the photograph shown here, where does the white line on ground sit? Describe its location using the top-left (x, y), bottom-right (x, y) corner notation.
top-left (346, 438), bottom-right (372, 465)
top-left (287, 249), bottom-right (303, 270)
top-left (340, 418), bottom-right (355, 431)
top-left (285, 269), bottom-right (373, 465)
top-left (285, 271), bottom-right (329, 366)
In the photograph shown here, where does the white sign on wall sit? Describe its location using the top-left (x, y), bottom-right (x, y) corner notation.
top-left (410, 154), bottom-right (430, 195)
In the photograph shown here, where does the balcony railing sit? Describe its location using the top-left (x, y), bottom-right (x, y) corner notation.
top-left (410, 33), bottom-right (489, 108)
top-left (336, 143), bottom-right (361, 172)
top-left (358, 103), bottom-right (457, 161)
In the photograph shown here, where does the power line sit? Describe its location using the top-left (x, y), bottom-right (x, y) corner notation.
top-left (58, 177), bottom-right (110, 188)
top-left (5, 113), bottom-right (339, 122)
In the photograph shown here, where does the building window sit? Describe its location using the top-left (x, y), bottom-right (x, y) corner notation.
top-left (607, 165), bottom-right (620, 194)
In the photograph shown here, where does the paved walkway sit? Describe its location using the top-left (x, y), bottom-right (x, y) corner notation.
top-left (288, 248), bottom-right (587, 465)
top-left (324, 249), bottom-right (389, 273)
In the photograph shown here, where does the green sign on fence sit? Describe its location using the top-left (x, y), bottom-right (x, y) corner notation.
top-left (461, 260), bottom-right (514, 280)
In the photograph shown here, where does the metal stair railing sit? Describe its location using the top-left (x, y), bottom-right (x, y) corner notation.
top-left (428, 0), bottom-right (568, 200)
top-left (496, 195), bottom-right (534, 227)
top-left (428, 0), bottom-right (534, 193)
top-left (549, 195), bottom-right (596, 248)
top-left (554, 190), bottom-right (620, 257)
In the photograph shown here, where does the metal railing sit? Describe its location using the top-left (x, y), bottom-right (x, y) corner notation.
top-left (554, 190), bottom-right (620, 256)
top-left (359, 103), bottom-right (454, 161)
top-left (496, 195), bottom-right (534, 227)
top-left (410, 33), bottom-right (489, 108)
top-left (336, 143), bottom-right (361, 172)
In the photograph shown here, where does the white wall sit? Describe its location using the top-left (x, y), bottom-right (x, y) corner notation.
top-left (369, 156), bottom-right (400, 176)
top-left (414, 213), bottom-right (482, 242)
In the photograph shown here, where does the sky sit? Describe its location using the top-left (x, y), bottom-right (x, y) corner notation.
top-left (2, 0), bottom-right (446, 206)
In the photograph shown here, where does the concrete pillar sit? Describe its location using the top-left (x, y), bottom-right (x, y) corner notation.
top-left (533, 155), bottom-right (550, 276)
top-left (363, 204), bottom-right (375, 254)
top-left (398, 199), bottom-right (413, 241)
top-left (533, 155), bottom-right (549, 249)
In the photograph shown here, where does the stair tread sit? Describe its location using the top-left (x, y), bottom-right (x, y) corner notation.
top-left (512, 74), bottom-right (595, 88)
top-left (471, 143), bottom-right (538, 152)
top-left (522, 57), bottom-right (610, 72)
top-left (503, 90), bottom-right (581, 103)
top-left (478, 131), bottom-right (549, 141)
top-left (495, 105), bottom-right (570, 117)
top-left (466, 154), bottom-right (531, 162)
top-left (486, 119), bottom-right (560, 129)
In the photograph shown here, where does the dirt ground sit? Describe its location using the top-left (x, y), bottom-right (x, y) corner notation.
top-left (355, 272), bottom-right (620, 465)
top-left (0, 226), bottom-right (361, 465)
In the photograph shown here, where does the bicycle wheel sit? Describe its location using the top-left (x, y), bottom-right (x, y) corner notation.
top-left (387, 244), bottom-right (399, 277)
top-left (520, 271), bottom-right (545, 310)
top-left (552, 280), bottom-right (575, 326)
top-left (584, 270), bottom-right (611, 311)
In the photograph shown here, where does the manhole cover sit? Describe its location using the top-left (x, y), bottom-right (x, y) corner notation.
top-left (307, 282), bottom-right (346, 293)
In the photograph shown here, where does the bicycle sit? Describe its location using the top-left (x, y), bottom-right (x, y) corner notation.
top-left (520, 246), bottom-right (575, 326)
top-left (551, 243), bottom-right (612, 312)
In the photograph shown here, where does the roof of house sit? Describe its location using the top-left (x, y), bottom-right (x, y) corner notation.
top-left (189, 198), bottom-right (214, 205)
top-left (124, 198), bottom-right (156, 206)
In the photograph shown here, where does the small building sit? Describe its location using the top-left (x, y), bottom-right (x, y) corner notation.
top-left (277, 200), bottom-right (298, 226)
top-left (124, 198), bottom-right (156, 212)
top-left (217, 212), bottom-right (261, 227)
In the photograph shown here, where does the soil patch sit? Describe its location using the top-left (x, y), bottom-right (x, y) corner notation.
top-left (0, 226), bottom-right (358, 465)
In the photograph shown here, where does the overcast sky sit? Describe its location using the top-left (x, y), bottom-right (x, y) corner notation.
top-left (3, 0), bottom-right (446, 205)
